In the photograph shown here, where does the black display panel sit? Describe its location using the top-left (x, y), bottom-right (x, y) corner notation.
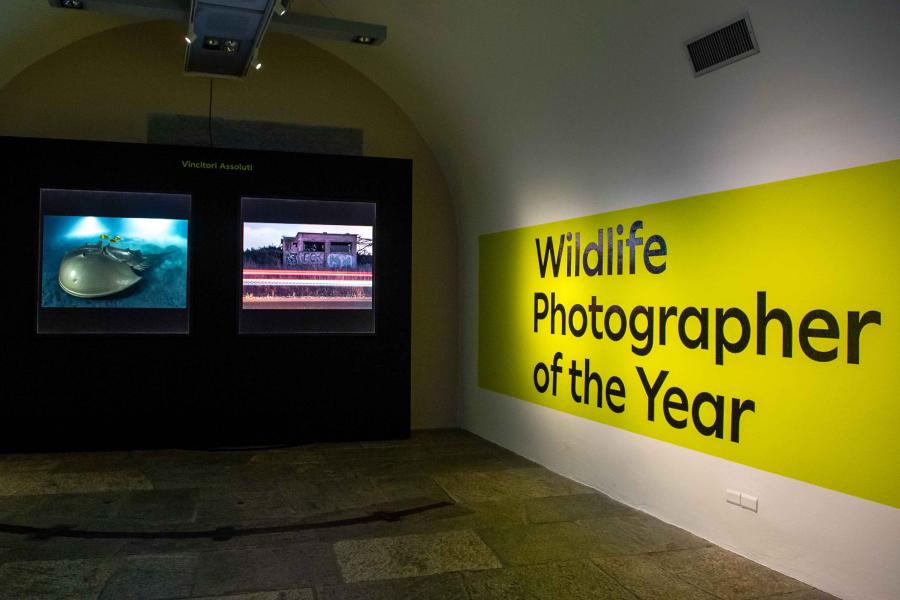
top-left (38, 189), bottom-right (191, 334)
top-left (2, 136), bottom-right (412, 451)
top-left (241, 197), bottom-right (375, 333)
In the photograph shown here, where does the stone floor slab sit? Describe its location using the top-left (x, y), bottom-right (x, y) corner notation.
top-left (333, 529), bottom-right (501, 583)
top-left (0, 471), bottom-right (153, 496)
top-left (524, 492), bottom-right (636, 523)
top-left (48, 452), bottom-right (140, 474)
top-left (578, 513), bottom-right (711, 556)
top-left (192, 542), bottom-right (342, 596)
top-left (193, 489), bottom-right (296, 527)
top-left (307, 497), bottom-right (464, 543)
top-left (279, 475), bottom-right (449, 519)
top-left (278, 477), bottom-right (392, 516)
top-left (0, 535), bottom-right (128, 564)
top-left (248, 447), bottom-right (325, 466)
top-left (653, 546), bottom-right (817, 600)
top-left (397, 500), bottom-right (526, 536)
top-left (434, 467), bottom-right (592, 504)
top-left (115, 529), bottom-right (319, 557)
top-left (99, 554), bottom-right (197, 599)
top-left (141, 468), bottom-right (230, 492)
top-left (593, 554), bottom-right (718, 600)
top-left (35, 492), bottom-right (124, 525)
top-left (0, 456), bottom-right (61, 472)
top-left (476, 521), bottom-right (599, 566)
top-left (0, 557), bottom-right (115, 599)
top-left (764, 590), bottom-right (840, 599)
top-left (317, 573), bottom-right (468, 600)
top-left (365, 475), bottom-right (453, 505)
top-left (360, 429), bottom-right (482, 448)
top-left (186, 590), bottom-right (314, 600)
top-left (463, 560), bottom-right (637, 600)
top-left (0, 492), bottom-right (120, 528)
top-left (113, 490), bottom-right (198, 527)
top-left (355, 454), bottom-right (522, 480)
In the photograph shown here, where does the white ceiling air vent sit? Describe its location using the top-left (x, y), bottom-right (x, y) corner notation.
top-left (685, 15), bottom-right (759, 77)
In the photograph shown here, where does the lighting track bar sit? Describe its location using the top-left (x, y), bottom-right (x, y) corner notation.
top-left (48, 0), bottom-right (188, 21)
top-left (48, 0), bottom-right (386, 47)
top-left (269, 13), bottom-right (386, 45)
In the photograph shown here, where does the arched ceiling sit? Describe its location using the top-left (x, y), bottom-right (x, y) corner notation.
top-left (0, 1), bottom-right (334, 89)
top-left (3, 0), bottom-right (604, 211)
top-left (4, 1), bottom-right (899, 231)
top-left (0, 0), bottom-right (488, 202)
top-left (0, 3), bottom-right (132, 90)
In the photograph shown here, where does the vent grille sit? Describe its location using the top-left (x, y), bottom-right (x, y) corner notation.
top-left (686, 16), bottom-right (759, 76)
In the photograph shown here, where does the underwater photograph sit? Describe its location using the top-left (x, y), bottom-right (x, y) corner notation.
top-left (242, 222), bottom-right (373, 310)
top-left (41, 215), bottom-right (189, 309)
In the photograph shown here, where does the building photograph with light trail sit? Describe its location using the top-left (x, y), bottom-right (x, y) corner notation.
top-left (242, 222), bottom-right (373, 309)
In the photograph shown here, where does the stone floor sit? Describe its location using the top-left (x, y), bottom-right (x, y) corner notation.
top-left (0, 429), bottom-right (837, 600)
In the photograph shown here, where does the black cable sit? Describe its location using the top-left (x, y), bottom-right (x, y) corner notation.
top-left (317, 0), bottom-right (337, 18)
top-left (0, 501), bottom-right (454, 541)
top-left (208, 78), bottom-right (213, 148)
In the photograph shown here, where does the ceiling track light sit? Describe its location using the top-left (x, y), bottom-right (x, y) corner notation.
top-left (276, 0), bottom-right (291, 17)
top-left (49, 0), bottom-right (386, 78)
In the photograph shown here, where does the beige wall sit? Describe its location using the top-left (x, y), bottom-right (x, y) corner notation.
top-left (0, 20), bottom-right (458, 429)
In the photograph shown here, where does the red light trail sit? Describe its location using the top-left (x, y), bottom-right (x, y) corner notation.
top-left (243, 269), bottom-right (371, 278)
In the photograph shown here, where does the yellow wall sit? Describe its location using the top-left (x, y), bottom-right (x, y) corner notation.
top-left (0, 20), bottom-right (458, 429)
top-left (479, 160), bottom-right (900, 508)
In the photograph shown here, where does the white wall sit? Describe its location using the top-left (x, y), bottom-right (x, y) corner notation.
top-left (429, 2), bottom-right (900, 599)
top-left (447, 3), bottom-right (900, 599)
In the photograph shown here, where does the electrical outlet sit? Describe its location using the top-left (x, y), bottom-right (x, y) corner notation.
top-left (726, 489), bottom-right (758, 512)
top-left (741, 493), bottom-right (758, 512)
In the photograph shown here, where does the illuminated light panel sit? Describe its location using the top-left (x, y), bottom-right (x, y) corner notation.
top-left (123, 218), bottom-right (173, 238)
top-left (67, 216), bottom-right (108, 238)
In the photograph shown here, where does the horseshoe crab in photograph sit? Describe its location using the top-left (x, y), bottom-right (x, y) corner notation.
top-left (57, 235), bottom-right (166, 298)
